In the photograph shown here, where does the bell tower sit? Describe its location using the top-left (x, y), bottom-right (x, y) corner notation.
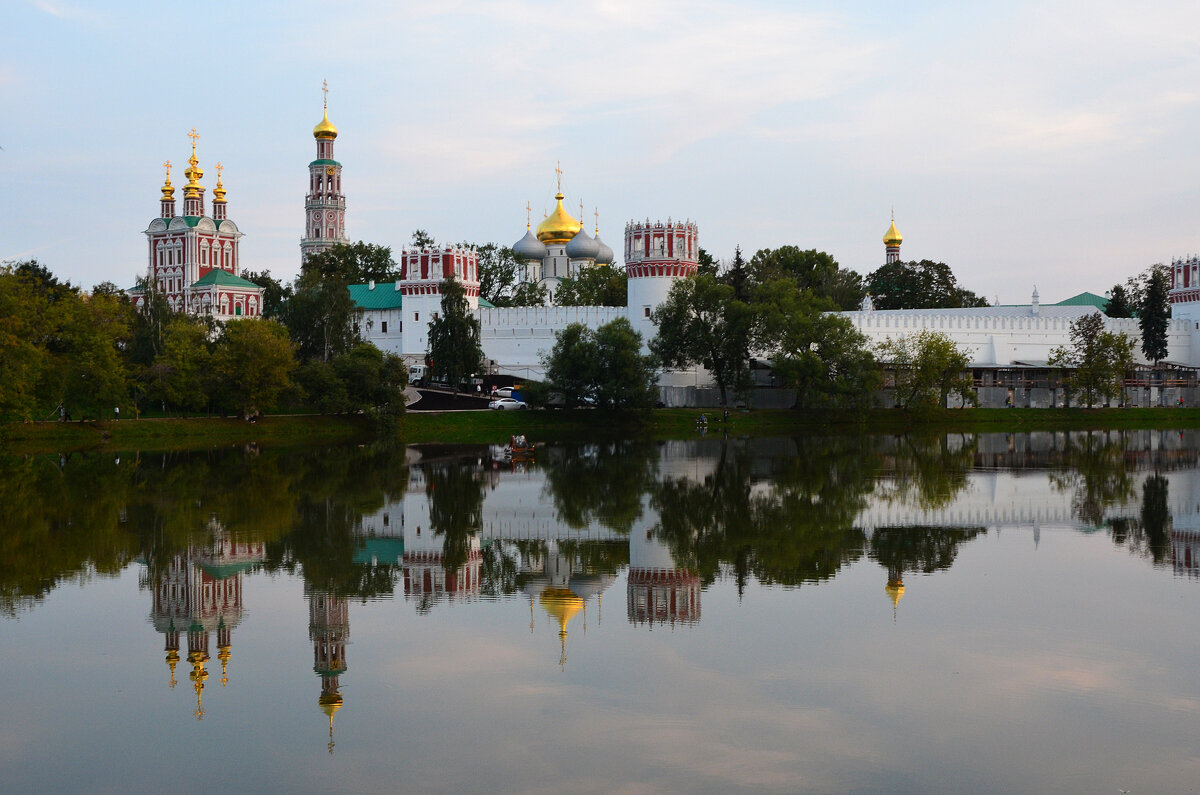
top-left (301, 80), bottom-right (347, 264)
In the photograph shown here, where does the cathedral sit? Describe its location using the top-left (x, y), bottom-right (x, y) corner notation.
top-left (133, 130), bottom-right (263, 319)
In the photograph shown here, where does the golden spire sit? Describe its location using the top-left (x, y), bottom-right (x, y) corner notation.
top-left (539, 588), bottom-right (584, 670)
top-left (883, 209), bottom-right (903, 246)
top-left (525, 200), bottom-right (532, 230)
top-left (166, 649), bottom-right (179, 689)
top-left (885, 575), bottom-right (905, 623)
top-left (319, 691), bottom-right (344, 755)
top-left (218, 641), bottom-right (231, 686)
top-left (212, 162), bottom-right (226, 203)
top-left (313, 79), bottom-right (338, 140)
top-left (183, 128), bottom-right (203, 199)
top-left (160, 160), bottom-right (174, 201)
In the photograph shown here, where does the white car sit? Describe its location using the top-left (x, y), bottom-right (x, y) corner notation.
top-left (493, 387), bottom-right (516, 398)
top-left (489, 397), bottom-right (527, 410)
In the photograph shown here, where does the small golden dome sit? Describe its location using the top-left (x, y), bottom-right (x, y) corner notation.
top-left (536, 193), bottom-right (582, 244)
top-left (314, 106), bottom-right (338, 140)
top-left (885, 577), bottom-right (905, 609)
top-left (883, 218), bottom-right (903, 246)
top-left (319, 691), bottom-right (344, 718)
top-left (539, 587), bottom-right (584, 636)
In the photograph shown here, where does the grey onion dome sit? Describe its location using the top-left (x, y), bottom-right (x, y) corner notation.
top-left (565, 226), bottom-right (600, 260)
top-left (513, 228), bottom-right (549, 261)
top-left (593, 234), bottom-right (615, 265)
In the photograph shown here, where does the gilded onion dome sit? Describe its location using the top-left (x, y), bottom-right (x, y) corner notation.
top-left (883, 218), bottom-right (903, 246)
top-left (513, 228), bottom-right (549, 261)
top-left (314, 105), bottom-right (338, 140)
top-left (160, 162), bottom-right (175, 201)
top-left (594, 232), bottom-right (615, 265)
top-left (565, 226), bottom-right (600, 260)
top-left (536, 193), bottom-right (582, 244)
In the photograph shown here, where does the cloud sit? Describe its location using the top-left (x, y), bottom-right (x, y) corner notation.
top-left (32, 0), bottom-right (104, 25)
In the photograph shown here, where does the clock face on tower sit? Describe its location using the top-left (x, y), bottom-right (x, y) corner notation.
top-left (326, 167), bottom-right (335, 175)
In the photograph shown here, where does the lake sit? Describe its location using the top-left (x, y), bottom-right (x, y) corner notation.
top-left (1, 430), bottom-right (1198, 793)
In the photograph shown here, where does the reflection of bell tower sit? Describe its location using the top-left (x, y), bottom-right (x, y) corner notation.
top-left (308, 589), bottom-right (349, 754)
top-left (627, 531), bottom-right (701, 628)
top-left (187, 623), bottom-right (210, 720)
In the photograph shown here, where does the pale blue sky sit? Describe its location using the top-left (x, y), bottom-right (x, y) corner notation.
top-left (4, 0), bottom-right (1200, 301)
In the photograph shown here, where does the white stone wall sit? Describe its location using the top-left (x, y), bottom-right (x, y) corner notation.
top-left (478, 305), bottom-right (627, 376)
top-left (359, 308), bottom-right (404, 355)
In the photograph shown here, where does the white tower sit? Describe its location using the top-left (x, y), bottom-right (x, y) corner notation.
top-left (301, 80), bottom-right (347, 264)
top-left (397, 245), bottom-right (481, 359)
top-left (624, 217), bottom-right (699, 352)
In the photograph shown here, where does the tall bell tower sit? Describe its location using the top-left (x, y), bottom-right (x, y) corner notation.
top-left (301, 80), bottom-right (347, 264)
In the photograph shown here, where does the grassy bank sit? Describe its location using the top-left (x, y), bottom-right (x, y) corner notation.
top-left (8, 406), bottom-right (1200, 453)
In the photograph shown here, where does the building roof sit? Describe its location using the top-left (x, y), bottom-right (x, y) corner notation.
top-left (192, 269), bottom-right (260, 289)
top-left (479, 297), bottom-right (495, 309)
top-left (349, 282), bottom-right (403, 310)
top-left (1052, 291), bottom-right (1108, 309)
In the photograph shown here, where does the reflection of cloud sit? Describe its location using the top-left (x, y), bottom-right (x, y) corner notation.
top-left (33, 0), bottom-right (103, 24)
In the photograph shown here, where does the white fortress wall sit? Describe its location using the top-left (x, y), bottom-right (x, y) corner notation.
top-left (477, 305), bottom-right (626, 375)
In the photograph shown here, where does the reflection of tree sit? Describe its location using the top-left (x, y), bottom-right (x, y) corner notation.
top-left (869, 526), bottom-right (987, 575)
top-left (1050, 433), bottom-right (1135, 526)
top-left (653, 436), bottom-right (876, 591)
top-left (541, 441), bottom-right (658, 533)
top-left (425, 459), bottom-right (484, 572)
top-left (878, 433), bottom-right (975, 510)
top-left (1110, 474), bottom-right (1172, 566)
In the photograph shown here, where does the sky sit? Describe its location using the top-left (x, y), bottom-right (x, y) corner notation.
top-left (4, 0), bottom-right (1200, 303)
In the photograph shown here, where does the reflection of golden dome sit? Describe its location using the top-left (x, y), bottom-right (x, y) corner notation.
top-left (883, 218), bottom-right (903, 246)
top-left (885, 577), bottom-right (905, 623)
top-left (539, 587), bottom-right (584, 635)
top-left (536, 193), bottom-right (582, 244)
top-left (319, 691), bottom-right (344, 718)
top-left (165, 650), bottom-right (180, 689)
top-left (314, 106), bottom-right (338, 140)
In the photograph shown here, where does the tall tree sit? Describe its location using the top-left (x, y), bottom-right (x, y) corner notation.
top-left (755, 279), bottom-right (879, 410)
top-left (284, 269), bottom-right (359, 362)
top-left (876, 330), bottom-right (975, 410)
top-left (554, 265), bottom-right (627, 306)
top-left (750, 246), bottom-right (864, 310)
top-left (0, 265), bottom-right (51, 420)
top-left (1049, 312), bottom-right (1135, 407)
top-left (473, 243), bottom-right (524, 305)
top-left (723, 245), bottom-right (751, 301)
top-left (651, 274), bottom-right (754, 407)
top-left (410, 229), bottom-right (436, 249)
top-left (302, 241), bottom-right (397, 285)
top-left (427, 277), bottom-right (483, 396)
top-left (696, 248), bottom-right (720, 279)
top-left (1139, 267), bottom-right (1169, 365)
top-left (542, 323), bottom-right (596, 407)
top-left (866, 260), bottom-right (988, 310)
top-left (146, 316), bottom-right (212, 415)
top-left (211, 319), bottom-right (296, 417)
top-left (1104, 284), bottom-right (1135, 318)
top-left (243, 270), bottom-right (292, 319)
top-left (542, 319), bottom-right (658, 409)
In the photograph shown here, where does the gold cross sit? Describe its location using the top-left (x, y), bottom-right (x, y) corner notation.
top-left (594, 206), bottom-right (599, 233)
top-left (555, 160), bottom-right (563, 193)
top-left (579, 199), bottom-right (584, 221)
top-left (322, 78), bottom-right (328, 107)
top-left (525, 200), bottom-right (532, 228)
top-left (215, 162), bottom-right (223, 180)
top-left (188, 127), bottom-right (199, 147)
top-left (163, 160), bottom-right (172, 179)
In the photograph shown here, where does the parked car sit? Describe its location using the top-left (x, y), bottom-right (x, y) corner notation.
top-left (489, 397), bottom-right (527, 410)
top-left (493, 386), bottom-right (515, 398)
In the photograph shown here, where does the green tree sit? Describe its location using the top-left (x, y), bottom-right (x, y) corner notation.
top-left (0, 266), bottom-right (50, 420)
top-left (755, 279), bottom-right (878, 409)
top-left (411, 229), bottom-right (436, 248)
top-left (651, 274), bottom-right (754, 407)
top-left (554, 265), bottom-right (627, 306)
top-left (1104, 284), bottom-right (1135, 318)
top-left (212, 319), bottom-right (296, 417)
top-left (506, 280), bottom-right (549, 307)
top-left (592, 317), bottom-right (659, 409)
top-left (542, 323), bottom-right (595, 407)
top-left (284, 269), bottom-right (359, 362)
top-left (147, 316), bottom-right (212, 415)
top-left (750, 246), bottom-right (864, 310)
top-left (1048, 313), bottom-right (1135, 407)
top-left (722, 245), bottom-right (751, 301)
top-left (696, 247), bottom-right (720, 278)
top-left (1139, 266), bottom-right (1169, 365)
top-left (474, 243), bottom-right (523, 305)
top-left (303, 241), bottom-right (398, 285)
top-left (866, 260), bottom-right (988, 310)
top-left (56, 290), bottom-right (131, 420)
top-left (877, 330), bottom-right (975, 410)
top-left (243, 269), bottom-right (292, 320)
top-left (427, 277), bottom-right (482, 396)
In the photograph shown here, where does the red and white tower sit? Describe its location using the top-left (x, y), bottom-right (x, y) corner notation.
top-left (624, 217), bottom-right (698, 351)
top-left (626, 531), bottom-right (701, 628)
top-left (397, 245), bottom-right (480, 358)
top-left (301, 80), bottom-right (347, 264)
top-left (307, 588), bottom-right (349, 753)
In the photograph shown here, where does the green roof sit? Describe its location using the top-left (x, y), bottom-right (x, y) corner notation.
top-left (309, 158), bottom-right (342, 167)
top-left (182, 215), bottom-right (201, 227)
top-left (192, 269), bottom-right (260, 289)
top-left (1052, 291), bottom-right (1108, 308)
top-left (349, 282), bottom-right (404, 310)
top-left (479, 297), bottom-right (495, 308)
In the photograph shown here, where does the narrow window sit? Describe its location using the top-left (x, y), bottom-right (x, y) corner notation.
top-left (643, 306), bottom-right (651, 318)
top-left (381, 321), bottom-right (388, 333)
top-left (414, 312), bottom-right (419, 322)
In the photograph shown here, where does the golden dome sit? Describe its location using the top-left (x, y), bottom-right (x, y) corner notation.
top-left (539, 587), bottom-right (584, 636)
top-left (536, 193), bottom-right (582, 244)
top-left (160, 160), bottom-right (175, 201)
top-left (883, 218), bottom-right (903, 246)
top-left (319, 691), bottom-right (344, 718)
top-left (885, 578), bottom-right (905, 607)
top-left (212, 163), bottom-right (226, 203)
top-left (314, 106), bottom-right (338, 140)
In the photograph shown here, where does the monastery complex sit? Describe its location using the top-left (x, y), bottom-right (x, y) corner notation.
top-left (133, 91), bottom-right (1200, 403)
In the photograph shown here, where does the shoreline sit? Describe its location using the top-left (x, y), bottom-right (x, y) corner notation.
top-left (6, 407), bottom-right (1200, 453)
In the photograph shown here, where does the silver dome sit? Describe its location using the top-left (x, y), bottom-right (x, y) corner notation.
top-left (512, 228), bottom-right (549, 262)
top-left (565, 227), bottom-right (600, 260)
top-left (593, 234), bottom-right (615, 265)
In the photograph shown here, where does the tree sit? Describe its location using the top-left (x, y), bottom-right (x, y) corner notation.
top-left (697, 248), bottom-right (720, 279)
top-left (1139, 266), bottom-right (1169, 365)
top-left (866, 260), bottom-right (989, 310)
top-left (723, 245), bottom-right (751, 301)
top-left (54, 289), bottom-right (131, 420)
top-left (506, 280), bottom-right (549, 307)
top-left (755, 279), bottom-right (879, 409)
top-left (1049, 313), bottom-right (1135, 407)
top-left (411, 229), bottom-right (436, 249)
top-left (284, 269), bottom-right (359, 362)
top-left (146, 316), bottom-right (212, 415)
top-left (211, 319), bottom-right (296, 417)
top-left (427, 277), bottom-right (482, 396)
top-left (1104, 284), bottom-right (1135, 318)
top-left (554, 265), bottom-right (627, 306)
top-left (749, 246), bottom-right (865, 310)
top-left (474, 243), bottom-right (524, 305)
top-left (877, 330), bottom-right (975, 410)
top-left (0, 266), bottom-right (51, 420)
top-left (651, 274), bottom-right (754, 407)
top-left (302, 241), bottom-right (398, 285)
top-left (542, 319), bottom-right (658, 409)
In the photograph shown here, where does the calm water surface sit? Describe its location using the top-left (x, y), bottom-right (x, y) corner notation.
top-left (2, 431), bottom-right (1199, 793)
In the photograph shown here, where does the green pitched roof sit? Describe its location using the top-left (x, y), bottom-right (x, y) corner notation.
top-left (192, 269), bottom-right (260, 289)
top-left (349, 282), bottom-right (404, 310)
top-left (309, 158), bottom-right (342, 167)
top-left (479, 297), bottom-right (494, 308)
top-left (1052, 291), bottom-right (1108, 309)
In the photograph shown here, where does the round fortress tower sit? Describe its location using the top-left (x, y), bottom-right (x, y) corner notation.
top-left (624, 218), bottom-right (699, 352)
